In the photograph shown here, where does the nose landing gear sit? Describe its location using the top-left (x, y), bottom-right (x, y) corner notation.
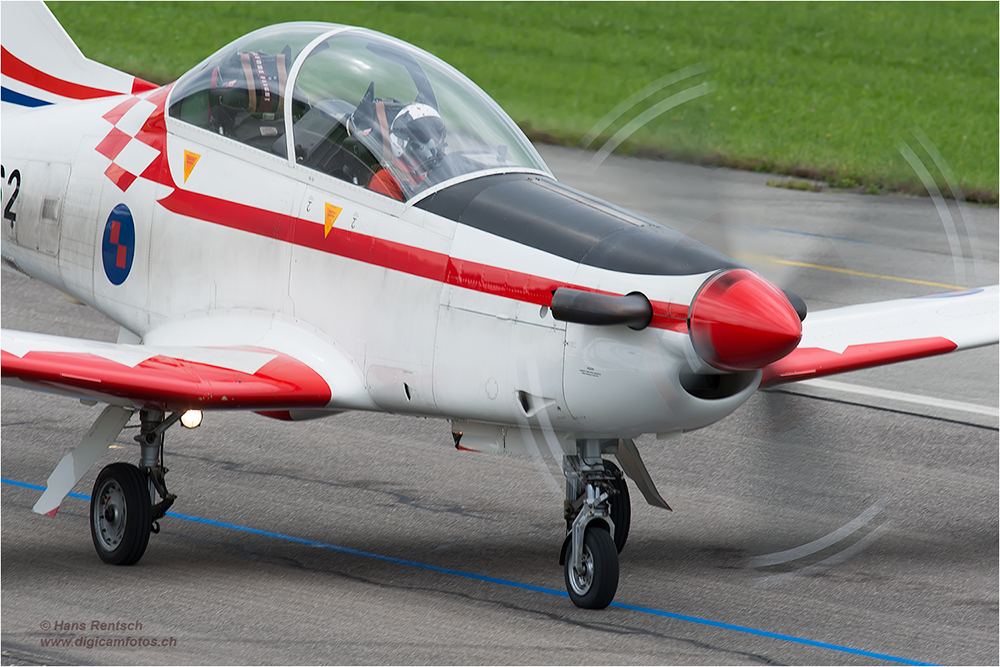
top-left (559, 440), bottom-right (630, 609)
top-left (558, 438), bottom-right (670, 608)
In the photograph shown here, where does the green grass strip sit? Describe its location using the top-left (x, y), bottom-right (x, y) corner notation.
top-left (47, 1), bottom-right (998, 202)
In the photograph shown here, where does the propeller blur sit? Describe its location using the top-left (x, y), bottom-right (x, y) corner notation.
top-left (2, 2), bottom-right (996, 608)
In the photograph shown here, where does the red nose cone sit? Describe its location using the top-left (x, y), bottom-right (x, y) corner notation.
top-left (689, 269), bottom-right (802, 372)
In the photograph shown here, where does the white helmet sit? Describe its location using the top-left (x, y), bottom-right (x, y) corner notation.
top-left (389, 103), bottom-right (446, 174)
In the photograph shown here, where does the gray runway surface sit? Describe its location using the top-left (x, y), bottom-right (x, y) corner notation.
top-left (2, 148), bottom-right (998, 665)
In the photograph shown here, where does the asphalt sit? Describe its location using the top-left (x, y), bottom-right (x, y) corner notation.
top-left (2, 147), bottom-right (997, 665)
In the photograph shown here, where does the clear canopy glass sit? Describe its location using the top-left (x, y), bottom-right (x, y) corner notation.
top-left (168, 23), bottom-right (550, 200)
top-left (168, 24), bottom-right (331, 146)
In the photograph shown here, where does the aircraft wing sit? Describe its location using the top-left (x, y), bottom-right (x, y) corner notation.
top-left (761, 285), bottom-right (999, 387)
top-left (0, 329), bottom-right (338, 412)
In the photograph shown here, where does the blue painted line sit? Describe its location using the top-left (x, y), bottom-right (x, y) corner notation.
top-left (1, 86), bottom-right (52, 107)
top-left (609, 602), bottom-right (931, 665)
top-left (2, 477), bottom-right (932, 665)
top-left (916, 288), bottom-right (983, 298)
top-left (4, 478), bottom-right (60, 492)
top-left (743, 223), bottom-right (870, 244)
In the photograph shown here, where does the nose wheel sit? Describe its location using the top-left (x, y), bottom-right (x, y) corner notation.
top-left (90, 462), bottom-right (152, 565)
top-left (564, 525), bottom-right (619, 609)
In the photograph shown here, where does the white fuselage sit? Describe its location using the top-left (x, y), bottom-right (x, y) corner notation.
top-left (1, 91), bottom-right (759, 449)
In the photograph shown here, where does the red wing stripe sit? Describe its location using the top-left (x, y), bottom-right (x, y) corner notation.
top-left (1, 46), bottom-right (125, 100)
top-left (157, 189), bottom-right (690, 332)
top-left (1, 349), bottom-right (331, 411)
top-left (760, 337), bottom-right (958, 387)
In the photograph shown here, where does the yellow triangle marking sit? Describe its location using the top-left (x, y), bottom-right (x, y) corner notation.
top-left (183, 150), bottom-right (201, 183)
top-left (324, 203), bottom-right (343, 238)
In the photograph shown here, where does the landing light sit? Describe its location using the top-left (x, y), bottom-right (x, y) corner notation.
top-left (180, 410), bottom-right (203, 429)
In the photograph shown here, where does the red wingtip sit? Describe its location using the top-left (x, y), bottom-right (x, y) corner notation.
top-left (43, 507), bottom-right (58, 518)
top-left (689, 269), bottom-right (802, 372)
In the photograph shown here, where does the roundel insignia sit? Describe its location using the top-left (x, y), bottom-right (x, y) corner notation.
top-left (102, 204), bottom-right (135, 285)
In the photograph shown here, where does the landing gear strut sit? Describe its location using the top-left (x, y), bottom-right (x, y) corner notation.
top-left (89, 410), bottom-right (178, 565)
top-left (603, 459), bottom-right (631, 553)
top-left (557, 437), bottom-right (672, 608)
top-left (559, 439), bottom-right (630, 609)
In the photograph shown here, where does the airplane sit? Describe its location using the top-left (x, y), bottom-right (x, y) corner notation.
top-left (1, 2), bottom-right (996, 610)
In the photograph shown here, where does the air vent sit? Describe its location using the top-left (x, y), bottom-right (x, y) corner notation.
top-left (42, 198), bottom-right (60, 221)
top-left (679, 370), bottom-right (756, 400)
top-left (515, 390), bottom-right (557, 418)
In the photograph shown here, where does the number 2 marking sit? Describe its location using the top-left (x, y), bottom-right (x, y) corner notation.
top-left (1, 165), bottom-right (21, 228)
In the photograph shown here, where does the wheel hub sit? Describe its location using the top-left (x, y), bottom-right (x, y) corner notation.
top-left (94, 480), bottom-right (127, 551)
top-left (568, 545), bottom-right (594, 595)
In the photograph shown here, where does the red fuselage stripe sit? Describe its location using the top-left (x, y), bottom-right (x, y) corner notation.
top-left (156, 189), bottom-right (690, 332)
top-left (1, 47), bottom-right (127, 100)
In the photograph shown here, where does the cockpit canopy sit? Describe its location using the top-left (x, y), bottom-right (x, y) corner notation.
top-left (168, 23), bottom-right (551, 200)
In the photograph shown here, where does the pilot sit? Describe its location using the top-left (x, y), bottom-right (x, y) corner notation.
top-left (368, 103), bottom-right (447, 201)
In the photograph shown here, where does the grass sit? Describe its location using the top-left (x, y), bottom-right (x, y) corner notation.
top-left (45, 1), bottom-right (998, 202)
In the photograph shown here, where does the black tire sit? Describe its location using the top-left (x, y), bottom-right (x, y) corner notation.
top-left (604, 460), bottom-right (631, 554)
top-left (564, 525), bottom-right (619, 609)
top-left (90, 463), bottom-right (152, 565)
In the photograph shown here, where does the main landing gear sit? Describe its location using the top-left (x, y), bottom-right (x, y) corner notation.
top-left (90, 410), bottom-right (178, 565)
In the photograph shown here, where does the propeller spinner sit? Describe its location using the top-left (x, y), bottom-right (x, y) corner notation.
top-left (689, 269), bottom-right (803, 372)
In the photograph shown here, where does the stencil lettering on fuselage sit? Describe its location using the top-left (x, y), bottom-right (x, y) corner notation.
top-left (101, 204), bottom-right (135, 285)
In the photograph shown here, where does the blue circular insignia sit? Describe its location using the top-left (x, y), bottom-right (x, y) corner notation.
top-left (102, 204), bottom-right (135, 285)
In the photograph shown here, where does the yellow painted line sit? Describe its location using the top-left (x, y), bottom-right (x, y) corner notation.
top-left (736, 254), bottom-right (966, 290)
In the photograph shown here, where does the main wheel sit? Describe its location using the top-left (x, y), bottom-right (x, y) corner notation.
top-left (604, 460), bottom-right (631, 553)
top-left (564, 525), bottom-right (619, 609)
top-left (90, 463), bottom-right (152, 565)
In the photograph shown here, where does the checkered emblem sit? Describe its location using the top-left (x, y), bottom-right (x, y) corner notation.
top-left (95, 94), bottom-right (166, 192)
